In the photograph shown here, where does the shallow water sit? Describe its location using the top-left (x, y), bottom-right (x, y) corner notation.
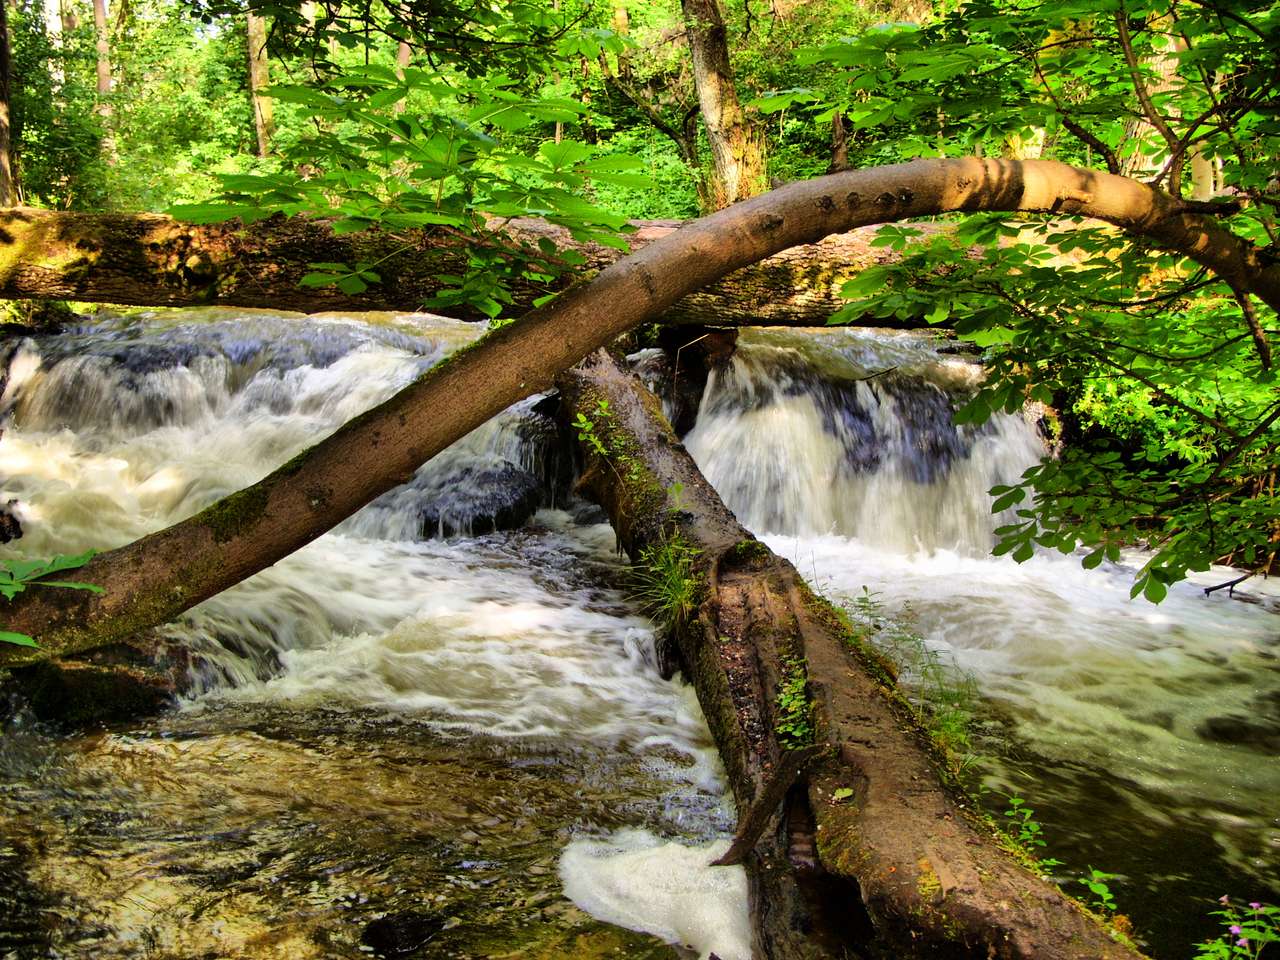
top-left (684, 327), bottom-right (1280, 958)
top-left (0, 309), bottom-right (747, 959)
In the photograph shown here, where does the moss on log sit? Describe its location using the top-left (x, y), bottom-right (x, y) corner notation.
top-left (558, 349), bottom-right (1149, 960)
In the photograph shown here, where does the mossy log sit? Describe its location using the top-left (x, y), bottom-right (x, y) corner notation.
top-left (558, 349), bottom-right (1149, 960)
top-left (0, 206), bottom-right (935, 325)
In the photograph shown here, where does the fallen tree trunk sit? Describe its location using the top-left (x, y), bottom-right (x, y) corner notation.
top-left (3, 158), bottom-right (1278, 669)
top-left (558, 348), bottom-right (1145, 959)
top-left (0, 206), bottom-right (934, 325)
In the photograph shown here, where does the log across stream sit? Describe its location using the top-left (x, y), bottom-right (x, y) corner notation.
top-left (1, 308), bottom-right (1277, 958)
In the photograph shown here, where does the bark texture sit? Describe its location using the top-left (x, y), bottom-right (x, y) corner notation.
top-left (559, 349), bottom-right (1146, 960)
top-left (247, 11), bottom-right (274, 157)
top-left (681, 0), bottom-right (767, 209)
top-left (3, 158), bottom-right (1279, 668)
top-left (0, 0), bottom-right (13, 207)
top-left (0, 207), bottom-right (939, 325)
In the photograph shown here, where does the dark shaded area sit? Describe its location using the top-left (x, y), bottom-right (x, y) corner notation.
top-left (361, 911), bottom-right (445, 958)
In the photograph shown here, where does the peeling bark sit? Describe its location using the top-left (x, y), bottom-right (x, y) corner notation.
top-left (3, 158), bottom-right (1279, 670)
top-left (559, 349), bottom-right (1147, 959)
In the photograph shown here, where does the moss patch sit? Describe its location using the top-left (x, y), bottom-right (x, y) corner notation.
top-left (200, 483), bottom-right (273, 543)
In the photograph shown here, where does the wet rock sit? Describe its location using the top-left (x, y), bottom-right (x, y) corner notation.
top-left (0, 499), bottom-right (21, 543)
top-left (417, 463), bottom-right (543, 539)
top-left (2, 639), bottom-right (186, 730)
top-left (1196, 714), bottom-right (1280, 753)
top-left (360, 911), bottom-right (444, 958)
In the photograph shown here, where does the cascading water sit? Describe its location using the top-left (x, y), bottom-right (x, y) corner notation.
top-left (0, 308), bottom-right (751, 959)
top-left (680, 326), bottom-right (1280, 958)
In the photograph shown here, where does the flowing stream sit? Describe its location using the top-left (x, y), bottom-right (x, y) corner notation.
top-left (1, 311), bottom-right (1276, 959)
top-left (0, 309), bottom-right (749, 960)
top-left (679, 327), bottom-right (1280, 958)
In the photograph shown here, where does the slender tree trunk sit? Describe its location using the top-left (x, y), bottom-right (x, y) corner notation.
top-left (91, 0), bottom-right (115, 162)
top-left (393, 40), bottom-right (410, 114)
top-left (2, 158), bottom-right (1278, 669)
top-left (247, 10), bottom-right (273, 157)
top-left (827, 112), bottom-right (849, 173)
top-left (0, 0), bottom-right (12, 206)
top-left (1190, 146), bottom-right (1215, 200)
top-left (1116, 15), bottom-right (1181, 185)
top-left (680, 0), bottom-right (767, 210)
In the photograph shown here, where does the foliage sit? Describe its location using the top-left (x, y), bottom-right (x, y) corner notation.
top-left (631, 533), bottom-right (700, 627)
top-left (0, 551), bottom-right (102, 648)
top-left (171, 42), bottom-right (652, 316)
top-left (8, 0), bottom-right (107, 208)
top-left (574, 401), bottom-right (611, 458)
top-left (1001, 795), bottom-right (1062, 868)
top-left (1077, 867), bottom-right (1119, 915)
top-left (764, 0), bottom-right (1280, 592)
top-left (1195, 898), bottom-right (1279, 960)
top-left (774, 656), bottom-right (813, 748)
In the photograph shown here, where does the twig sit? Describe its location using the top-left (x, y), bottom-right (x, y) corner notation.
top-left (1232, 288), bottom-right (1273, 370)
top-left (1203, 572), bottom-right (1251, 596)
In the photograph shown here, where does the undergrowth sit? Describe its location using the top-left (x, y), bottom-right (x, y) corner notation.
top-left (775, 656), bottom-right (814, 748)
top-left (631, 533), bottom-right (700, 626)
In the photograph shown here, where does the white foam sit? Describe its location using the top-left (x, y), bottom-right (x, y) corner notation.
top-left (559, 828), bottom-right (751, 960)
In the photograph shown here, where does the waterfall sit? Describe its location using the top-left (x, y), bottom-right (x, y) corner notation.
top-left (682, 326), bottom-right (1045, 550)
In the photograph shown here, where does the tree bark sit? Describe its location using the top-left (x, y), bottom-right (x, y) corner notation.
top-left (2, 158), bottom-right (1279, 668)
top-left (91, 0), bottom-right (115, 162)
top-left (558, 349), bottom-right (1146, 959)
top-left (0, 0), bottom-right (13, 207)
top-left (681, 0), bottom-right (767, 210)
top-left (247, 10), bottom-right (274, 157)
top-left (0, 206), bottom-right (944, 325)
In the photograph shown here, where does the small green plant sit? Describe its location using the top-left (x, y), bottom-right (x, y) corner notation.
top-left (574, 411), bottom-right (609, 458)
top-left (1077, 867), bottom-right (1119, 915)
top-left (1002, 795), bottom-right (1062, 869)
top-left (1, 551), bottom-right (103, 648)
top-left (632, 534), bottom-right (700, 626)
top-left (666, 481), bottom-right (688, 513)
top-left (775, 657), bottom-right (813, 748)
top-left (1195, 897), bottom-right (1279, 959)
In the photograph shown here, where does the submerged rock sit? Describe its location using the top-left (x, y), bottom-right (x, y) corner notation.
top-left (360, 911), bottom-right (445, 958)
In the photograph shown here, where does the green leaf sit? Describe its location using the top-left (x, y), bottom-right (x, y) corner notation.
top-left (1142, 577), bottom-right (1168, 604)
top-left (0, 631), bottom-right (38, 648)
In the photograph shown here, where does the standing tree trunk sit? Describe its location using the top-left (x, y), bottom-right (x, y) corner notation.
top-left (393, 40), bottom-right (411, 114)
top-left (680, 0), bottom-right (767, 210)
top-left (91, 0), bottom-right (115, 162)
top-left (0, 0), bottom-right (12, 206)
top-left (247, 10), bottom-right (273, 157)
